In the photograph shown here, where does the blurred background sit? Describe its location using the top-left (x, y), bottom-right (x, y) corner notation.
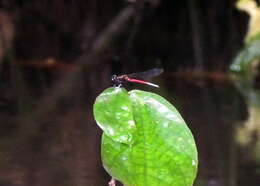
top-left (0, 0), bottom-right (259, 185)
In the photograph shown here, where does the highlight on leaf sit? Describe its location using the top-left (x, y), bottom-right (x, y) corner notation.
top-left (93, 87), bottom-right (198, 186)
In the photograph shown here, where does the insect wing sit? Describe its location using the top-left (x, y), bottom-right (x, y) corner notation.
top-left (127, 68), bottom-right (163, 80)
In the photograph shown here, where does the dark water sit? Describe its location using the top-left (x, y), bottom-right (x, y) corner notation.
top-left (0, 72), bottom-right (259, 186)
top-left (163, 76), bottom-right (259, 186)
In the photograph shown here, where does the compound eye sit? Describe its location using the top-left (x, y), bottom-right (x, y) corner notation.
top-left (111, 75), bottom-right (117, 81)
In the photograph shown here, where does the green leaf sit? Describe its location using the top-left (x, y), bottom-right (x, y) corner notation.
top-left (229, 37), bottom-right (260, 107)
top-left (94, 87), bottom-right (198, 186)
top-left (93, 87), bottom-right (137, 144)
top-left (230, 38), bottom-right (260, 79)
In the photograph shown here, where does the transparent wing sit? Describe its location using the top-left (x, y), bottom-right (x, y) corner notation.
top-left (126, 68), bottom-right (163, 79)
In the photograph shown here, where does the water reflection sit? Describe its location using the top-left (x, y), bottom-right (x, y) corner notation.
top-left (163, 74), bottom-right (259, 186)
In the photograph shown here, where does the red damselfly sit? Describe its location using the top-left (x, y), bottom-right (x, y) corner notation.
top-left (112, 68), bottom-right (163, 88)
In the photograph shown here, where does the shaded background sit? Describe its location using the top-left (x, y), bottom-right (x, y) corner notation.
top-left (0, 0), bottom-right (259, 185)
